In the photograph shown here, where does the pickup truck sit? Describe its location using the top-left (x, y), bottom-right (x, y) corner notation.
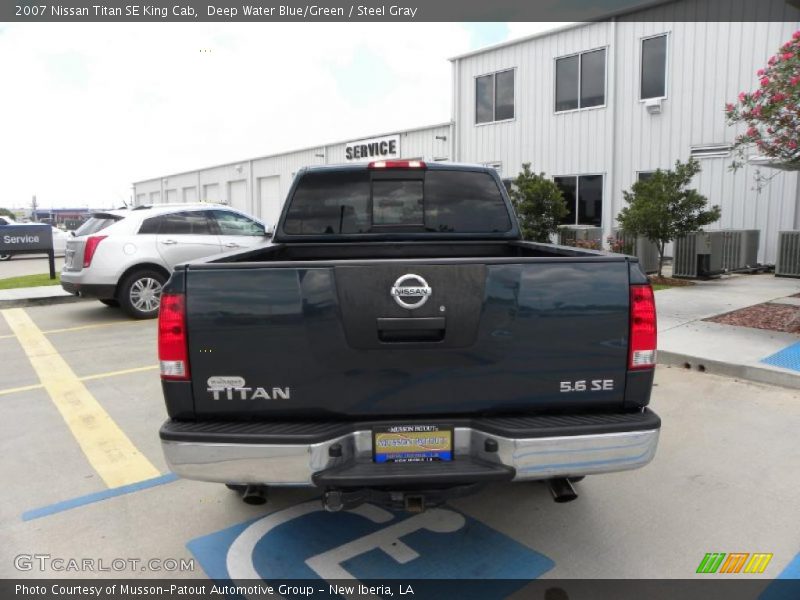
top-left (158, 161), bottom-right (660, 512)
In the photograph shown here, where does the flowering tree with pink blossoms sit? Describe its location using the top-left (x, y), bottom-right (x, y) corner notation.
top-left (726, 31), bottom-right (800, 171)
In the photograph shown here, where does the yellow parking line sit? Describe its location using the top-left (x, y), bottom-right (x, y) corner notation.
top-left (1, 308), bottom-right (161, 488)
top-left (0, 383), bottom-right (44, 397)
top-left (79, 365), bottom-right (159, 381)
top-left (0, 365), bottom-right (159, 397)
top-left (43, 320), bottom-right (150, 335)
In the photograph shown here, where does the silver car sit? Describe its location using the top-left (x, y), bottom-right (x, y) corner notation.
top-left (61, 204), bottom-right (270, 318)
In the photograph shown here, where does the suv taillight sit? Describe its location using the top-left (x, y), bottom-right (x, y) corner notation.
top-left (82, 235), bottom-right (107, 268)
top-left (629, 285), bottom-right (657, 369)
top-left (159, 293), bottom-right (190, 380)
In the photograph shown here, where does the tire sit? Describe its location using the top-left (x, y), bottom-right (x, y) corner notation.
top-left (0, 254), bottom-right (11, 261)
top-left (119, 269), bottom-right (166, 319)
top-left (99, 299), bottom-right (119, 307)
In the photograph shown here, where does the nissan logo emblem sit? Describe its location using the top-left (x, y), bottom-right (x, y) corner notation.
top-left (391, 274), bottom-right (432, 310)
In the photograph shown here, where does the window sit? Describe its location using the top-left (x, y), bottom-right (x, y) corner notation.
top-left (373, 180), bottom-right (424, 226)
top-left (641, 34), bottom-right (667, 100)
top-left (555, 49), bottom-right (606, 112)
top-left (149, 211), bottom-right (213, 235)
top-left (637, 171), bottom-right (656, 182)
top-left (554, 175), bottom-right (603, 226)
top-left (282, 170), bottom-right (512, 235)
top-left (475, 69), bottom-right (515, 124)
top-left (210, 210), bottom-right (265, 236)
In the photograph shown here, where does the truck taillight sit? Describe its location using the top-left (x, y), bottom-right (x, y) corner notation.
top-left (629, 285), bottom-right (657, 369)
top-left (83, 235), bottom-right (107, 268)
top-left (159, 293), bottom-right (190, 380)
top-left (368, 160), bottom-right (426, 169)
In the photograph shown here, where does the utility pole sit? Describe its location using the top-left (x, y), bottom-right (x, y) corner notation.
top-left (31, 194), bottom-right (38, 222)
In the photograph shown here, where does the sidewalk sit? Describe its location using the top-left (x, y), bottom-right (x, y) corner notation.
top-left (0, 285), bottom-right (79, 308)
top-left (656, 274), bottom-right (800, 389)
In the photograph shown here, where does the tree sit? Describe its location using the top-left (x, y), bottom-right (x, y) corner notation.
top-left (0, 208), bottom-right (15, 219)
top-left (726, 30), bottom-right (800, 171)
top-left (509, 163), bottom-right (568, 242)
top-left (617, 158), bottom-right (721, 277)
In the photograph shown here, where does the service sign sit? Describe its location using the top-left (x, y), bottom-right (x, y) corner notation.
top-left (0, 224), bottom-right (53, 253)
top-left (345, 134), bottom-right (401, 162)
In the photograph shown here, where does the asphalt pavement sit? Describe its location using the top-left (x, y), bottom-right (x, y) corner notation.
top-left (0, 300), bottom-right (798, 585)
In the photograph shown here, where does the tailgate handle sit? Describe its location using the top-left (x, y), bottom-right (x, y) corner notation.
top-left (377, 317), bottom-right (445, 343)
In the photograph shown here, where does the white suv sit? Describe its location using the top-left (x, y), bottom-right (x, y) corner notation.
top-left (61, 204), bottom-right (270, 318)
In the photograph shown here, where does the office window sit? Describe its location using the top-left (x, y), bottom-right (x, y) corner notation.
top-left (554, 175), bottom-right (603, 226)
top-left (555, 49), bottom-right (606, 112)
top-left (475, 69), bottom-right (515, 124)
top-left (638, 171), bottom-right (656, 182)
top-left (641, 34), bottom-right (667, 99)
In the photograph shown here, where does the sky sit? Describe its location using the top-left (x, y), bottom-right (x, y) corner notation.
top-left (0, 22), bottom-right (568, 209)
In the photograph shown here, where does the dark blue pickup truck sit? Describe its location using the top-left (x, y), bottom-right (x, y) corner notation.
top-left (158, 161), bottom-right (660, 511)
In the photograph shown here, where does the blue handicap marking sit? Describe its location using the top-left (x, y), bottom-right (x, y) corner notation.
top-left (188, 500), bottom-right (554, 597)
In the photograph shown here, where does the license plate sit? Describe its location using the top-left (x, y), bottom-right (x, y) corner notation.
top-left (373, 424), bottom-right (453, 463)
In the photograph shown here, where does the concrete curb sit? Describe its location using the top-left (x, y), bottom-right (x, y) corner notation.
top-left (0, 295), bottom-right (86, 309)
top-left (658, 350), bottom-right (800, 390)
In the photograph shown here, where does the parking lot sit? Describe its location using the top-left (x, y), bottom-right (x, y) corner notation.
top-left (1, 299), bottom-right (799, 586)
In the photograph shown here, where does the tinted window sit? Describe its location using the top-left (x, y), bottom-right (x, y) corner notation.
top-left (554, 176), bottom-right (577, 225)
top-left (373, 180), bottom-right (424, 225)
top-left (138, 216), bottom-right (162, 234)
top-left (475, 74), bottom-right (494, 124)
top-left (495, 70), bottom-right (515, 120)
top-left (580, 49), bottom-right (606, 108)
top-left (75, 216), bottom-right (121, 236)
top-left (641, 35), bottom-right (667, 99)
top-left (424, 171), bottom-right (512, 233)
top-left (555, 55), bottom-right (579, 111)
top-left (158, 211), bottom-right (212, 235)
top-left (577, 175), bottom-right (603, 226)
top-left (283, 169), bottom-right (512, 235)
top-left (211, 210), bottom-right (265, 236)
top-left (284, 171), bottom-right (371, 235)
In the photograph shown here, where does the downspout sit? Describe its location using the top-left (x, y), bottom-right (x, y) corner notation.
top-left (605, 17), bottom-right (618, 249)
top-left (451, 58), bottom-right (459, 162)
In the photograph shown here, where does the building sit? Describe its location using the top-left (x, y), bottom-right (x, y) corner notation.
top-left (134, 0), bottom-right (800, 263)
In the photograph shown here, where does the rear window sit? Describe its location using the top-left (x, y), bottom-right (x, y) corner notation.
top-left (282, 169), bottom-right (512, 235)
top-left (75, 215), bottom-right (122, 236)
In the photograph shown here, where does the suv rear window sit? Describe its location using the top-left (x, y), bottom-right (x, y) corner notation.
top-left (282, 169), bottom-right (512, 235)
top-left (75, 215), bottom-right (122, 236)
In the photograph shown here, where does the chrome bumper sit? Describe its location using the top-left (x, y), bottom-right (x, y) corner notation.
top-left (162, 426), bottom-right (659, 486)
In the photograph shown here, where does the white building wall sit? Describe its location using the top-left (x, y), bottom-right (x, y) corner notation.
top-left (133, 123), bottom-right (451, 231)
top-left (452, 0), bottom-right (800, 263)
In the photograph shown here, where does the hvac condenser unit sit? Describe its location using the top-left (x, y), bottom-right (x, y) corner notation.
top-left (613, 229), bottom-right (659, 274)
top-left (776, 231), bottom-right (800, 277)
top-left (673, 230), bottom-right (760, 278)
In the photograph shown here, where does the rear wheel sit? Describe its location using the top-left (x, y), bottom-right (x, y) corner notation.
top-left (0, 254), bottom-right (11, 261)
top-left (119, 269), bottom-right (166, 319)
top-left (99, 299), bottom-right (119, 307)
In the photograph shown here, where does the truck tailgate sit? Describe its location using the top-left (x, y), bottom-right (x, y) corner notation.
top-left (185, 260), bottom-right (631, 418)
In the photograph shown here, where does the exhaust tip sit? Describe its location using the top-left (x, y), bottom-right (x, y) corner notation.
top-left (548, 478), bottom-right (578, 503)
top-left (241, 485), bottom-right (268, 505)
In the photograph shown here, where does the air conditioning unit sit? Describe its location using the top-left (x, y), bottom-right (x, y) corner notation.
top-left (673, 230), bottom-right (760, 278)
top-left (644, 98), bottom-right (663, 115)
top-left (776, 231), bottom-right (800, 277)
top-left (613, 229), bottom-right (659, 274)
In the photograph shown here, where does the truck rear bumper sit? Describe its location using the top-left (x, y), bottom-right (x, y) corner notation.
top-left (160, 410), bottom-right (660, 486)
